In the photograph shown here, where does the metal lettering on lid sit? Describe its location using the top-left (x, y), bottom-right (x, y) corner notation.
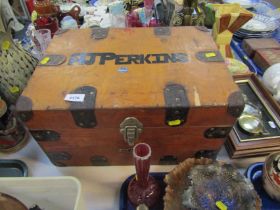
top-left (120, 117), bottom-right (143, 146)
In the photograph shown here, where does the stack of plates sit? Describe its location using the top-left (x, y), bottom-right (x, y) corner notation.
top-left (234, 15), bottom-right (279, 39)
top-left (223, 0), bottom-right (260, 9)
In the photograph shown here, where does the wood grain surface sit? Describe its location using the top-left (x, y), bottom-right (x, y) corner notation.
top-left (18, 27), bottom-right (238, 110)
top-left (17, 27), bottom-right (241, 165)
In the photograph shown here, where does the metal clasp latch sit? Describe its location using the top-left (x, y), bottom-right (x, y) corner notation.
top-left (120, 117), bottom-right (143, 146)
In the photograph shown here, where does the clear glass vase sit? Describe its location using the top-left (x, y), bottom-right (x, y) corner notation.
top-left (127, 143), bottom-right (161, 207)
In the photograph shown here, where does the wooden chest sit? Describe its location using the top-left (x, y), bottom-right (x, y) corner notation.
top-left (16, 27), bottom-right (244, 166)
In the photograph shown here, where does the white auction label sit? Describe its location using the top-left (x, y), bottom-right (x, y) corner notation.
top-left (64, 94), bottom-right (85, 102)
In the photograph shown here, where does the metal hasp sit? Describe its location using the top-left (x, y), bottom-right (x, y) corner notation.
top-left (164, 84), bottom-right (189, 126)
top-left (69, 86), bottom-right (97, 128)
top-left (120, 117), bottom-right (143, 146)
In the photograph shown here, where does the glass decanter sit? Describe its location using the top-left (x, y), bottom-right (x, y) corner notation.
top-left (127, 143), bottom-right (161, 207)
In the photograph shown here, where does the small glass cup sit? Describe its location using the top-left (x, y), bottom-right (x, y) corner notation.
top-left (33, 29), bottom-right (51, 53)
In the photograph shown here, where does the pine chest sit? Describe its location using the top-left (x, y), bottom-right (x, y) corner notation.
top-left (16, 27), bottom-right (244, 166)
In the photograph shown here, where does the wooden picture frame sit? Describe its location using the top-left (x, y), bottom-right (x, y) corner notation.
top-left (225, 73), bottom-right (280, 158)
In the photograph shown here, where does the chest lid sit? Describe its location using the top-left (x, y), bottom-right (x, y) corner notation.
top-left (16, 27), bottom-right (243, 127)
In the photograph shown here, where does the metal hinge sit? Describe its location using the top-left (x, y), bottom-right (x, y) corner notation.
top-left (68, 86), bottom-right (97, 128)
top-left (196, 51), bottom-right (224, 62)
top-left (154, 27), bottom-right (171, 36)
top-left (159, 155), bottom-right (178, 165)
top-left (204, 127), bottom-right (232, 139)
top-left (47, 151), bottom-right (71, 167)
top-left (38, 55), bottom-right (66, 66)
top-left (164, 84), bottom-right (189, 126)
top-left (30, 130), bottom-right (60, 141)
top-left (120, 117), bottom-right (143, 146)
top-left (227, 91), bottom-right (245, 118)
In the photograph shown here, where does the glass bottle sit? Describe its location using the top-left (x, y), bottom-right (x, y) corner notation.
top-left (127, 143), bottom-right (161, 207)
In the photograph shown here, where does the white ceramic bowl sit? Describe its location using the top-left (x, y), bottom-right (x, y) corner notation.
top-left (262, 63), bottom-right (280, 102)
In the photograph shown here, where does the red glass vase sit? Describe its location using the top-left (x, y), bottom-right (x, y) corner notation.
top-left (127, 143), bottom-right (161, 207)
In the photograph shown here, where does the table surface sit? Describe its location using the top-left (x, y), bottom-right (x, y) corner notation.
top-left (0, 136), bottom-right (265, 210)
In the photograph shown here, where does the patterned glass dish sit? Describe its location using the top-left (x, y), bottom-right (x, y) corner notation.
top-left (182, 163), bottom-right (261, 210)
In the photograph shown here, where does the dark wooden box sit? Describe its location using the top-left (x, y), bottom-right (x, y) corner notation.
top-left (16, 27), bottom-right (243, 166)
top-left (242, 38), bottom-right (280, 58)
top-left (253, 48), bottom-right (280, 71)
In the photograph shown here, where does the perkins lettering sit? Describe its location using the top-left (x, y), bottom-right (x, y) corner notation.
top-left (68, 52), bottom-right (188, 65)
